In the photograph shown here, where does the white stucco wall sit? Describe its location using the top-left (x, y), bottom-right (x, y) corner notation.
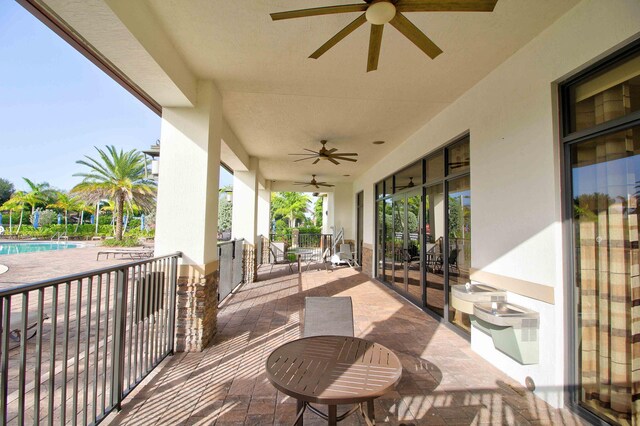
top-left (352, 0), bottom-right (640, 407)
top-left (333, 183), bottom-right (355, 240)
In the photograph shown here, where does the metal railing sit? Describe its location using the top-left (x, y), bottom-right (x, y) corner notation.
top-left (218, 239), bottom-right (244, 303)
top-left (0, 252), bottom-right (181, 425)
top-left (269, 233), bottom-right (333, 260)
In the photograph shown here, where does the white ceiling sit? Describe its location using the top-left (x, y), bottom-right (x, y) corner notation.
top-left (141, 0), bottom-right (579, 183)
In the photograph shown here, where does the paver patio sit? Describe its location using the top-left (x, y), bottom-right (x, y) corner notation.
top-left (0, 241), bottom-right (144, 288)
top-left (108, 266), bottom-right (587, 426)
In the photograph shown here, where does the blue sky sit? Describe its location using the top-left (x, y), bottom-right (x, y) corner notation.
top-left (0, 1), bottom-right (233, 193)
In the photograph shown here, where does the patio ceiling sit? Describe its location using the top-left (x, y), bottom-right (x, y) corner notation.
top-left (37, 0), bottom-right (579, 183)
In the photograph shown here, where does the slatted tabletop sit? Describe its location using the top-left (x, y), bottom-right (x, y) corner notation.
top-left (265, 336), bottom-right (402, 405)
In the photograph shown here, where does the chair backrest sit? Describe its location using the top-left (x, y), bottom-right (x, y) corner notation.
top-left (268, 246), bottom-right (282, 263)
top-left (339, 243), bottom-right (351, 254)
top-left (448, 248), bottom-right (459, 265)
top-left (304, 296), bottom-right (354, 337)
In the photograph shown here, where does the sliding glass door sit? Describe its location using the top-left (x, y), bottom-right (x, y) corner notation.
top-left (425, 183), bottom-right (445, 315)
top-left (447, 176), bottom-right (472, 332)
top-left (389, 188), bottom-right (423, 301)
top-left (391, 194), bottom-right (406, 292)
top-left (374, 136), bottom-right (471, 322)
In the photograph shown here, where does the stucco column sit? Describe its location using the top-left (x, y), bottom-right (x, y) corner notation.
top-left (231, 157), bottom-right (259, 244)
top-left (323, 193), bottom-right (334, 235)
top-left (231, 158), bottom-right (259, 282)
top-left (257, 181), bottom-right (271, 238)
top-left (155, 80), bottom-right (222, 352)
top-left (256, 182), bottom-right (271, 265)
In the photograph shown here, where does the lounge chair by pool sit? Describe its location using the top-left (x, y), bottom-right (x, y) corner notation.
top-left (96, 248), bottom-right (153, 261)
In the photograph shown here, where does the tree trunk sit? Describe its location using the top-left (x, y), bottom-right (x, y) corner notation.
top-left (64, 209), bottom-right (68, 230)
top-left (75, 211), bottom-right (83, 233)
top-left (115, 196), bottom-right (125, 240)
top-left (17, 208), bottom-right (23, 234)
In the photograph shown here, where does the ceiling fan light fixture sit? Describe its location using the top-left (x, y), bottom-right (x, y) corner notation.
top-left (365, 1), bottom-right (396, 25)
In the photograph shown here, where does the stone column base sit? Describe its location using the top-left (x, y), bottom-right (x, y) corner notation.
top-left (175, 263), bottom-right (219, 352)
top-left (243, 242), bottom-right (257, 283)
top-left (362, 244), bottom-right (373, 277)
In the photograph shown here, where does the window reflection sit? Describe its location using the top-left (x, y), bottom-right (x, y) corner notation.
top-left (571, 55), bottom-right (640, 133)
top-left (447, 175), bottom-right (471, 332)
top-left (571, 125), bottom-right (640, 424)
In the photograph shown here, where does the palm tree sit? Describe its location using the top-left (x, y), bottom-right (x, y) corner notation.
top-left (72, 146), bottom-right (156, 240)
top-left (272, 192), bottom-right (311, 228)
top-left (74, 200), bottom-right (94, 233)
top-left (0, 192), bottom-right (27, 234)
top-left (22, 178), bottom-right (53, 214)
top-left (47, 192), bottom-right (82, 230)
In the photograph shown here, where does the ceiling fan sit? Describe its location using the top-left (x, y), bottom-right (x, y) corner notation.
top-left (449, 159), bottom-right (470, 169)
top-left (271, 0), bottom-right (498, 72)
top-left (293, 175), bottom-right (336, 189)
top-left (396, 176), bottom-right (416, 190)
top-left (289, 140), bottom-right (358, 165)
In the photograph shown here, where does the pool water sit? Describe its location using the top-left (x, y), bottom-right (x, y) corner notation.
top-left (0, 242), bottom-right (80, 256)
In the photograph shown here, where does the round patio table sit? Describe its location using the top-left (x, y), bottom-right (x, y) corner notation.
top-left (265, 335), bottom-right (402, 425)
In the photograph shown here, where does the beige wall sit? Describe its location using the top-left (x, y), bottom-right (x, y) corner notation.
top-left (332, 183), bottom-right (354, 240)
top-left (353, 0), bottom-right (640, 407)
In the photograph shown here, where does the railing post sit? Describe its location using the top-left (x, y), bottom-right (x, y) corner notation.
top-left (168, 256), bottom-right (177, 353)
top-left (111, 267), bottom-right (129, 410)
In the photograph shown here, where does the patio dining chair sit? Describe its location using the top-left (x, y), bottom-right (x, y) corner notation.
top-left (448, 248), bottom-right (459, 275)
top-left (267, 246), bottom-right (295, 276)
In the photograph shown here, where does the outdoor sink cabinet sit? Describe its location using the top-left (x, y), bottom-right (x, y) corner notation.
top-left (472, 301), bottom-right (540, 365)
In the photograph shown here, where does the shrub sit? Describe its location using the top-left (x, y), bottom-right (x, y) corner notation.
top-left (98, 214), bottom-right (113, 225)
top-left (127, 218), bottom-right (141, 229)
top-left (297, 226), bottom-right (322, 234)
top-left (101, 236), bottom-right (141, 247)
top-left (30, 209), bottom-right (57, 227)
top-left (0, 210), bottom-right (22, 225)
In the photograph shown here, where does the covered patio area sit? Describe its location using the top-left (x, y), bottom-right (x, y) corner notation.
top-left (110, 266), bottom-right (583, 425)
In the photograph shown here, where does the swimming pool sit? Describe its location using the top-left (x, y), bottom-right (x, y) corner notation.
top-left (0, 242), bottom-right (81, 256)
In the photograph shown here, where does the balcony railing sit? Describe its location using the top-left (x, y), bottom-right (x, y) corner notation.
top-left (269, 233), bottom-right (333, 259)
top-left (0, 252), bottom-right (181, 425)
top-left (218, 239), bottom-right (245, 302)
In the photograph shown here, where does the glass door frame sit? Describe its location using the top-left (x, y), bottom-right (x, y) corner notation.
top-left (559, 39), bottom-right (640, 424)
top-left (391, 192), bottom-right (407, 294)
top-left (373, 136), bottom-right (471, 330)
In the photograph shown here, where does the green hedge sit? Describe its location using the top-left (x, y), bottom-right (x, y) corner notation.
top-left (2, 224), bottom-right (154, 239)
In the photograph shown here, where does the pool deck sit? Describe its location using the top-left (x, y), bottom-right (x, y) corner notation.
top-left (0, 240), bottom-right (143, 289)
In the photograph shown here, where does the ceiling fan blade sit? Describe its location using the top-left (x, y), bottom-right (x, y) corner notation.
top-left (271, 4), bottom-right (367, 21)
top-left (327, 148), bottom-right (337, 154)
top-left (389, 13), bottom-right (443, 59)
top-left (328, 157), bottom-right (340, 165)
top-left (330, 156), bottom-right (358, 162)
top-left (329, 153), bottom-right (358, 156)
top-left (303, 149), bottom-right (320, 154)
top-left (312, 158), bottom-right (320, 165)
top-left (397, 0), bottom-right (497, 12)
top-left (367, 24), bottom-right (384, 72)
top-left (317, 183), bottom-right (335, 187)
top-left (310, 14), bottom-right (367, 59)
top-left (294, 157), bottom-right (319, 162)
top-left (289, 153), bottom-right (319, 156)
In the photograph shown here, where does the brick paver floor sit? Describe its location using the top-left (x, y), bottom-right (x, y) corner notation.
top-left (109, 266), bottom-right (587, 425)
